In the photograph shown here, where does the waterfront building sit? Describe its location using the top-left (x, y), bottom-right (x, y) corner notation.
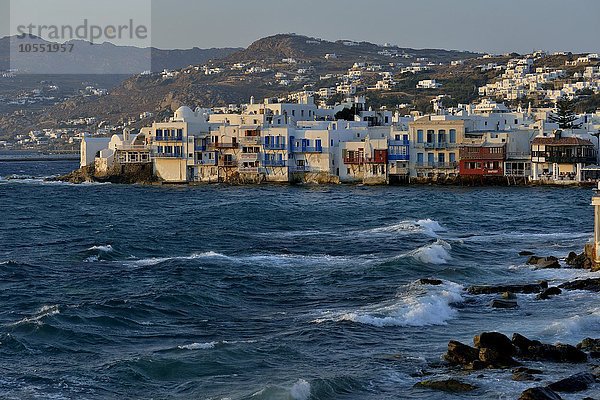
top-left (409, 116), bottom-right (462, 179)
top-left (531, 131), bottom-right (597, 183)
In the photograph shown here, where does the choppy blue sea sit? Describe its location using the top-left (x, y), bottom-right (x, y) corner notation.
top-left (0, 160), bottom-right (598, 399)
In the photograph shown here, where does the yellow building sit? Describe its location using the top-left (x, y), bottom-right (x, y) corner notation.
top-left (409, 116), bottom-right (464, 178)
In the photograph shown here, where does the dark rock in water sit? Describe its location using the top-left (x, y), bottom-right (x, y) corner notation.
top-left (418, 278), bottom-right (443, 286)
top-left (527, 256), bottom-right (560, 269)
top-left (501, 291), bottom-right (516, 299)
top-left (519, 387), bottom-right (563, 400)
top-left (511, 333), bottom-right (587, 363)
top-left (414, 378), bottom-right (477, 393)
top-left (512, 372), bottom-right (541, 381)
top-left (467, 281), bottom-right (547, 295)
top-left (491, 299), bottom-right (518, 308)
top-left (566, 251), bottom-right (592, 269)
top-left (474, 332), bottom-right (514, 355)
top-left (537, 287), bottom-right (562, 300)
top-left (577, 338), bottom-right (600, 352)
top-left (464, 360), bottom-right (487, 371)
top-left (590, 351), bottom-right (600, 359)
top-left (444, 340), bottom-right (479, 365)
top-left (558, 278), bottom-right (600, 292)
top-left (513, 367), bottom-right (544, 375)
top-left (547, 372), bottom-right (595, 393)
top-left (519, 251), bottom-right (536, 256)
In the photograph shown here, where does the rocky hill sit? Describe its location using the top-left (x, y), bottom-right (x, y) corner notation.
top-left (0, 34), bottom-right (484, 139)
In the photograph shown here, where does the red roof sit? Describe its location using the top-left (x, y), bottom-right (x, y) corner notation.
top-left (532, 136), bottom-right (594, 146)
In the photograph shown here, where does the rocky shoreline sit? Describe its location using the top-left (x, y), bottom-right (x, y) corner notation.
top-left (412, 247), bottom-right (600, 399)
top-left (53, 166), bottom-right (598, 187)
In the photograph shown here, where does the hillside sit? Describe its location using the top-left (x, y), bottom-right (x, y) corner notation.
top-left (1, 34), bottom-right (486, 139)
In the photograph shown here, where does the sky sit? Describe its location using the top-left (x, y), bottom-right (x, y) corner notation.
top-left (1, 0), bottom-right (599, 54)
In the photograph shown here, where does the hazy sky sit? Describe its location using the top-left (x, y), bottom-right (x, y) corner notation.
top-left (1, 0), bottom-right (599, 53)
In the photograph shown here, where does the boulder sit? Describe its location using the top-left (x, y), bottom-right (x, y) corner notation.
top-left (558, 278), bottom-right (600, 292)
top-left (491, 299), bottom-right (518, 308)
top-left (537, 287), bottom-right (562, 300)
top-left (519, 251), bottom-right (536, 256)
top-left (512, 333), bottom-right (587, 363)
top-left (414, 378), bottom-right (477, 393)
top-left (501, 291), bottom-right (516, 299)
top-left (547, 372), bottom-right (595, 393)
top-left (527, 256), bottom-right (560, 269)
top-left (513, 367), bottom-right (544, 375)
top-left (444, 340), bottom-right (479, 365)
top-left (566, 252), bottom-right (592, 269)
top-left (418, 278), bottom-right (443, 286)
top-left (474, 332), bottom-right (514, 355)
top-left (577, 338), bottom-right (600, 352)
top-left (512, 372), bottom-right (541, 381)
top-left (519, 387), bottom-right (563, 400)
top-left (468, 281), bottom-right (548, 295)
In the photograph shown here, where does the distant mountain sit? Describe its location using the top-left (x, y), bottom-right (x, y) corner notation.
top-left (0, 35), bottom-right (241, 74)
top-left (226, 34), bottom-right (479, 64)
top-left (0, 34), bottom-right (483, 139)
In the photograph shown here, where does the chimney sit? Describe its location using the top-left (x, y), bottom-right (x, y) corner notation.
top-left (553, 129), bottom-right (562, 140)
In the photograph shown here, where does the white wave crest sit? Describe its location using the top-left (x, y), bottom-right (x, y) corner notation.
top-left (410, 239), bottom-right (452, 264)
top-left (131, 251), bottom-right (228, 266)
top-left (177, 341), bottom-right (217, 350)
top-left (541, 307), bottom-right (600, 341)
top-left (315, 281), bottom-right (463, 327)
top-left (9, 305), bottom-right (60, 326)
top-left (366, 218), bottom-right (445, 237)
top-left (290, 379), bottom-right (311, 400)
top-left (88, 245), bottom-right (114, 253)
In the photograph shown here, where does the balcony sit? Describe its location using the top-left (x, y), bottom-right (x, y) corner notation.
top-left (545, 155), bottom-right (597, 164)
top-left (344, 156), bottom-right (365, 164)
top-left (240, 153), bottom-right (259, 161)
top-left (155, 136), bottom-right (183, 142)
top-left (416, 162), bottom-right (458, 169)
top-left (208, 142), bottom-right (239, 149)
top-left (388, 154), bottom-right (410, 161)
top-left (154, 152), bottom-right (183, 158)
top-left (239, 166), bottom-right (259, 174)
top-left (416, 142), bottom-right (457, 149)
top-left (389, 139), bottom-right (410, 146)
top-left (219, 160), bottom-right (237, 167)
top-left (118, 144), bottom-right (150, 151)
top-left (293, 146), bottom-right (323, 153)
top-left (263, 159), bottom-right (287, 167)
top-left (195, 159), bottom-right (217, 166)
top-left (263, 142), bottom-right (287, 150)
top-left (195, 145), bottom-right (207, 152)
top-left (240, 136), bottom-right (261, 145)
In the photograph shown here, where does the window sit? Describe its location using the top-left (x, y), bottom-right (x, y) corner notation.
top-left (395, 134), bottom-right (400, 140)
top-left (417, 153), bottom-right (424, 163)
top-left (427, 130), bottom-right (434, 143)
top-left (438, 130), bottom-right (446, 143)
top-left (417, 130), bottom-right (424, 143)
top-left (449, 153), bottom-right (456, 162)
top-left (427, 153), bottom-right (434, 165)
top-left (449, 129), bottom-right (456, 143)
top-left (438, 153), bottom-right (445, 163)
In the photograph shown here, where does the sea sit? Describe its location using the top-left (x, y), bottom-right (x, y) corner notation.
top-left (0, 159), bottom-right (598, 399)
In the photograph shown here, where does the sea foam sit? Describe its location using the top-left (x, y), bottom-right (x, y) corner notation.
top-left (88, 245), bottom-right (114, 253)
top-left (290, 379), bottom-right (311, 400)
top-left (177, 342), bottom-right (217, 350)
top-left (410, 239), bottom-right (452, 264)
top-left (9, 305), bottom-right (60, 326)
top-left (366, 218), bottom-right (446, 237)
top-left (316, 281), bottom-right (463, 327)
